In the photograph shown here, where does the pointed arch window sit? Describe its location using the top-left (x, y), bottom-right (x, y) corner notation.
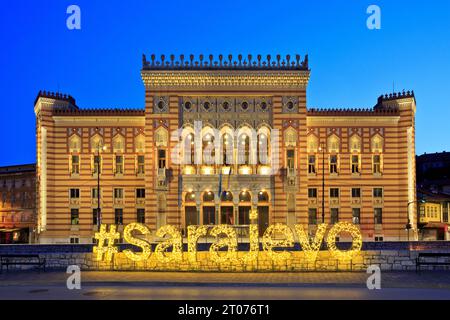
top-left (221, 133), bottom-right (233, 166)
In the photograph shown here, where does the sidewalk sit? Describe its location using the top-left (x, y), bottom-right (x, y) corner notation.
top-left (1, 270), bottom-right (450, 290)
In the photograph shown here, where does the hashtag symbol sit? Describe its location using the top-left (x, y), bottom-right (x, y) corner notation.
top-left (93, 224), bottom-right (120, 262)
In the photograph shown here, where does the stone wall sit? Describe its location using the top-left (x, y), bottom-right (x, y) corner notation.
top-left (1, 242), bottom-right (450, 272)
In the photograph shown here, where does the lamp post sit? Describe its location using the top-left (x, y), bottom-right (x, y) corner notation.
top-left (96, 143), bottom-right (107, 228)
top-left (318, 143), bottom-right (326, 223)
top-left (406, 201), bottom-right (415, 241)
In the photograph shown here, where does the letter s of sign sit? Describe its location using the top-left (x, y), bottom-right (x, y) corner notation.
top-left (66, 5), bottom-right (81, 30)
top-left (366, 265), bottom-right (381, 290)
top-left (66, 265), bottom-right (81, 290)
top-left (366, 5), bottom-right (381, 30)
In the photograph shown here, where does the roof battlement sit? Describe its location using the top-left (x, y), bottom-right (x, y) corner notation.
top-left (34, 90), bottom-right (77, 107)
top-left (53, 108), bottom-right (144, 116)
top-left (142, 54), bottom-right (309, 71)
top-left (307, 107), bottom-right (399, 116)
top-left (377, 90), bottom-right (415, 103)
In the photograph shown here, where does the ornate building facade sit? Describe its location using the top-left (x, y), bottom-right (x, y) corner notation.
top-left (34, 54), bottom-right (417, 243)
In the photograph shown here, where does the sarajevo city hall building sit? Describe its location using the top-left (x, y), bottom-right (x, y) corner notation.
top-left (33, 54), bottom-right (417, 244)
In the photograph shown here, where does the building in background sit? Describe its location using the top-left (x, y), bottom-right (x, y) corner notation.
top-left (0, 164), bottom-right (36, 243)
top-left (417, 188), bottom-right (450, 240)
top-left (417, 152), bottom-right (450, 195)
top-left (34, 54), bottom-right (417, 244)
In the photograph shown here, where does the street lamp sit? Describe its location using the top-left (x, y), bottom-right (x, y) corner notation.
top-left (318, 142), bottom-right (326, 223)
top-left (406, 201), bottom-right (415, 241)
top-left (96, 143), bottom-right (107, 228)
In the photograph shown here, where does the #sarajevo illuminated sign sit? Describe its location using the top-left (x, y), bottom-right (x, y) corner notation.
top-left (93, 221), bottom-right (363, 265)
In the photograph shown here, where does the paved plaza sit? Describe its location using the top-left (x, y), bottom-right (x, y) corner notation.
top-left (1, 270), bottom-right (450, 299)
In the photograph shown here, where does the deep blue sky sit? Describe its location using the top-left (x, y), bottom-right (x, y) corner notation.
top-left (1, 0), bottom-right (449, 166)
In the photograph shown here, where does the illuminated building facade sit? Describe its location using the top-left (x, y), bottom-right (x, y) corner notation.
top-left (34, 54), bottom-right (417, 244)
top-left (0, 164), bottom-right (36, 243)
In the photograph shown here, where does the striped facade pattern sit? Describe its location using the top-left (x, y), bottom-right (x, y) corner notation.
top-left (34, 62), bottom-right (416, 243)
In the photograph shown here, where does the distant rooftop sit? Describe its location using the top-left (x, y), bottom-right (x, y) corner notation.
top-left (0, 164), bottom-right (36, 175)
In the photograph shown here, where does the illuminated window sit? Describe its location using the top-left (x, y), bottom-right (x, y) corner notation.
top-left (71, 155), bottom-right (80, 174)
top-left (185, 192), bottom-right (196, 203)
top-left (222, 133), bottom-right (233, 166)
top-left (258, 191), bottom-right (269, 202)
top-left (137, 155), bottom-right (145, 174)
top-left (203, 191), bottom-right (214, 202)
top-left (351, 155), bottom-right (360, 174)
top-left (257, 133), bottom-right (269, 165)
top-left (374, 208), bottom-right (383, 224)
top-left (308, 208), bottom-right (317, 225)
top-left (184, 133), bottom-right (195, 165)
top-left (330, 208), bottom-right (339, 224)
top-left (91, 188), bottom-right (100, 200)
top-left (308, 155), bottom-right (316, 174)
top-left (352, 208), bottom-right (361, 224)
top-left (70, 209), bottom-right (79, 225)
top-left (373, 155), bottom-right (382, 174)
top-left (221, 191), bottom-right (233, 202)
top-left (238, 134), bottom-right (250, 165)
top-left (327, 135), bottom-right (340, 153)
top-left (115, 155), bottom-right (124, 174)
top-left (202, 133), bottom-right (215, 165)
top-left (350, 135), bottom-right (362, 153)
top-left (115, 208), bottom-right (123, 225)
top-left (330, 155), bottom-right (338, 174)
top-left (239, 191), bottom-right (251, 202)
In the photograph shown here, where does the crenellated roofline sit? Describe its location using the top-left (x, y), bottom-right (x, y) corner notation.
top-left (142, 54), bottom-right (309, 71)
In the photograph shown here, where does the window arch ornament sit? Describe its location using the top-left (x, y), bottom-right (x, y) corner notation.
top-left (135, 134), bottom-right (145, 153)
top-left (90, 134), bottom-right (104, 153)
top-left (284, 127), bottom-right (297, 147)
top-left (307, 134), bottom-right (318, 153)
top-left (112, 134), bottom-right (125, 153)
top-left (68, 134), bottom-right (81, 153)
top-left (155, 127), bottom-right (169, 147)
top-left (371, 134), bottom-right (384, 153)
top-left (349, 135), bottom-right (362, 153)
top-left (327, 134), bottom-right (340, 153)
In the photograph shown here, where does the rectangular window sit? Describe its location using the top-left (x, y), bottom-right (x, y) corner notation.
top-left (92, 188), bottom-right (99, 199)
top-left (115, 155), bottom-right (124, 174)
top-left (287, 149), bottom-right (295, 169)
top-left (136, 188), bottom-right (145, 199)
top-left (373, 188), bottom-right (383, 198)
top-left (373, 155), bottom-right (381, 174)
top-left (308, 208), bottom-right (317, 225)
top-left (330, 208), bottom-right (339, 224)
top-left (330, 188), bottom-right (339, 198)
top-left (308, 188), bottom-right (317, 198)
top-left (308, 155), bottom-right (316, 174)
top-left (93, 208), bottom-right (99, 225)
top-left (158, 149), bottom-right (166, 169)
top-left (114, 188), bottom-right (123, 199)
top-left (137, 208), bottom-right (145, 223)
top-left (352, 208), bottom-right (361, 224)
top-left (70, 208), bottom-right (79, 225)
top-left (70, 188), bottom-right (80, 199)
top-left (330, 155), bottom-right (338, 174)
top-left (374, 208), bottom-right (383, 224)
top-left (71, 155), bottom-right (80, 174)
top-left (375, 236), bottom-right (384, 242)
top-left (351, 188), bottom-right (361, 198)
top-left (137, 155), bottom-right (145, 174)
top-left (115, 208), bottom-right (123, 225)
top-left (70, 237), bottom-right (79, 244)
top-left (93, 155), bottom-right (101, 174)
top-left (351, 155), bottom-right (360, 174)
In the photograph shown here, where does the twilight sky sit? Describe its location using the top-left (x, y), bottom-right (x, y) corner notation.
top-left (1, 0), bottom-right (449, 165)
